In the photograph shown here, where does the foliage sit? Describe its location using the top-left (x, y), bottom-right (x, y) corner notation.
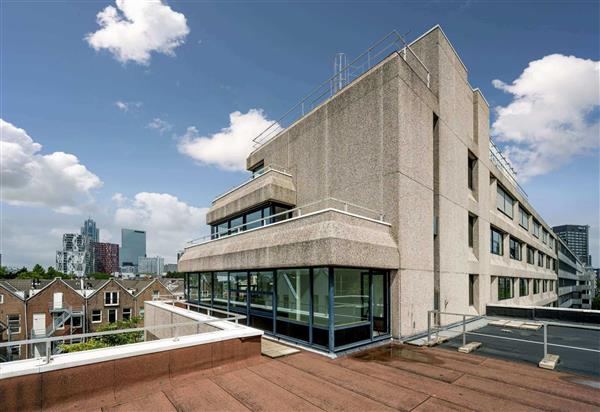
top-left (165, 271), bottom-right (184, 278)
top-left (90, 272), bottom-right (111, 279)
top-left (59, 317), bottom-right (143, 353)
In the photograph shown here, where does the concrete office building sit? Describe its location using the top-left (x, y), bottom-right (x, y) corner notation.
top-left (120, 229), bottom-right (146, 268)
top-left (138, 256), bottom-right (165, 277)
top-left (556, 238), bottom-right (595, 309)
top-left (179, 26), bottom-right (558, 352)
top-left (553, 225), bottom-right (591, 267)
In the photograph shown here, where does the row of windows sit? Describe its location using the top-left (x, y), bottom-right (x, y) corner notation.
top-left (210, 202), bottom-right (293, 239)
top-left (91, 308), bottom-right (132, 323)
top-left (497, 277), bottom-right (555, 300)
top-left (490, 227), bottom-right (556, 269)
top-left (495, 184), bottom-right (554, 250)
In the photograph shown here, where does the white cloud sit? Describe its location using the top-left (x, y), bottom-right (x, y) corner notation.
top-left (0, 119), bottom-right (103, 213)
top-left (177, 109), bottom-right (279, 171)
top-left (111, 192), bottom-right (127, 206)
top-left (114, 192), bottom-right (208, 261)
top-left (491, 54), bottom-right (600, 181)
top-left (86, 0), bottom-right (190, 65)
top-left (148, 117), bottom-right (172, 134)
top-left (115, 100), bottom-right (142, 112)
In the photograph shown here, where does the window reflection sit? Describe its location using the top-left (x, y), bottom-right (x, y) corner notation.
top-left (333, 268), bottom-right (369, 327)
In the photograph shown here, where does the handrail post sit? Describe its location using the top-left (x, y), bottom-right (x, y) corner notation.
top-left (543, 322), bottom-right (548, 357)
top-left (45, 340), bottom-right (51, 364)
top-left (427, 311), bottom-right (431, 344)
top-left (462, 315), bottom-right (466, 347)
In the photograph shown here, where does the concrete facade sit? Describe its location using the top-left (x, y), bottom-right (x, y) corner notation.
top-left (557, 238), bottom-right (596, 309)
top-left (179, 26), bottom-right (558, 339)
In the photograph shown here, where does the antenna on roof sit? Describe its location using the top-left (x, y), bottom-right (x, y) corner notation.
top-left (333, 53), bottom-right (348, 93)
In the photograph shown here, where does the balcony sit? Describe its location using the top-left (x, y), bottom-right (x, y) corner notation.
top-left (206, 166), bottom-right (296, 225)
top-left (181, 198), bottom-right (398, 272)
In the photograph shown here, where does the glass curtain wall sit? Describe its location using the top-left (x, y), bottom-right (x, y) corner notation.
top-left (185, 267), bottom-right (389, 352)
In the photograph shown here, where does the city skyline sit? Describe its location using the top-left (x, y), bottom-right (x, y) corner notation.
top-left (1, 1), bottom-right (599, 268)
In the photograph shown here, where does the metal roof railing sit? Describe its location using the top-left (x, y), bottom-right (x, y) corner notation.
top-left (252, 30), bottom-right (431, 150)
top-left (187, 197), bottom-right (387, 247)
top-left (489, 140), bottom-right (528, 198)
top-left (212, 165), bottom-right (290, 204)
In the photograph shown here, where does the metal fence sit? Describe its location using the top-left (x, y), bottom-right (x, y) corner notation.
top-left (425, 310), bottom-right (600, 365)
top-left (252, 30), bottom-right (431, 149)
top-left (186, 197), bottom-right (386, 247)
top-left (489, 140), bottom-right (528, 198)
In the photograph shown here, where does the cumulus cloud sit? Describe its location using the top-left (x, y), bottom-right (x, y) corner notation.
top-left (86, 0), bottom-right (189, 65)
top-left (115, 100), bottom-right (142, 112)
top-left (148, 117), bottom-right (172, 134)
top-left (177, 109), bottom-right (279, 171)
top-left (491, 54), bottom-right (600, 181)
top-left (114, 192), bottom-right (208, 261)
top-left (0, 119), bottom-right (103, 213)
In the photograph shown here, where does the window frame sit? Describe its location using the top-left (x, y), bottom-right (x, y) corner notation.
top-left (527, 246), bottom-right (535, 265)
top-left (123, 308), bottom-right (132, 320)
top-left (519, 207), bottom-right (530, 230)
top-left (490, 227), bottom-right (504, 256)
top-left (498, 277), bottom-right (513, 300)
top-left (104, 291), bottom-right (119, 306)
top-left (496, 185), bottom-right (514, 219)
top-left (107, 308), bottom-right (118, 323)
top-left (91, 309), bottom-right (102, 323)
top-left (0, 294), bottom-right (4, 304)
top-left (533, 220), bottom-right (541, 238)
top-left (7, 314), bottom-right (21, 335)
top-left (509, 237), bottom-right (521, 261)
top-left (519, 278), bottom-right (528, 297)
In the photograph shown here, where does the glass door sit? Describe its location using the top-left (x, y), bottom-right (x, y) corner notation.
top-left (371, 271), bottom-right (389, 337)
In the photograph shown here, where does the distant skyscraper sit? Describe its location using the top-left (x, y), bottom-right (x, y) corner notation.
top-left (56, 233), bottom-right (91, 277)
top-left (94, 242), bottom-right (119, 275)
top-left (120, 229), bottom-right (146, 267)
top-left (81, 218), bottom-right (100, 242)
top-left (138, 256), bottom-right (164, 277)
top-left (552, 225), bottom-right (591, 266)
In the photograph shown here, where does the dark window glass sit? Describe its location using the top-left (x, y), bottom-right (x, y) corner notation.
top-left (498, 277), bottom-right (513, 300)
top-left (469, 274), bottom-right (476, 306)
top-left (519, 207), bottom-right (530, 229)
top-left (491, 228), bottom-right (503, 255)
top-left (200, 273), bottom-right (212, 305)
top-left (519, 278), bottom-right (528, 296)
top-left (245, 210), bottom-right (263, 230)
top-left (468, 215), bottom-right (476, 248)
top-left (534, 279), bottom-right (540, 294)
top-left (527, 247), bottom-right (535, 264)
top-left (468, 155), bottom-right (476, 190)
top-left (509, 238), bottom-right (521, 260)
top-left (230, 216), bottom-right (243, 234)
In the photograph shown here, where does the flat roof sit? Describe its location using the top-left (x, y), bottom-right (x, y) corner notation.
top-left (45, 342), bottom-right (600, 410)
top-left (441, 323), bottom-right (600, 378)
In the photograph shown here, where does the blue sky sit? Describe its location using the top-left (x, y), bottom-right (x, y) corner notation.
top-left (1, 0), bottom-right (599, 268)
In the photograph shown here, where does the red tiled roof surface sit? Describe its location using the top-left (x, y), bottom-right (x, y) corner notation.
top-left (74, 344), bottom-right (599, 411)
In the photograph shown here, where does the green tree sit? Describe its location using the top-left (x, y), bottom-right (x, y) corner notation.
top-left (60, 317), bottom-right (143, 353)
top-left (46, 266), bottom-right (64, 278)
top-left (32, 264), bottom-right (46, 277)
top-left (165, 271), bottom-right (184, 279)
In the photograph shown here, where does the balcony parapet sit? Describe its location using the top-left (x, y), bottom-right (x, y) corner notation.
top-left (180, 205), bottom-right (397, 272)
top-left (206, 166), bottom-right (296, 225)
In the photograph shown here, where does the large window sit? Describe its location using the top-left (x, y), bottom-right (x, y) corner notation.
top-left (333, 268), bottom-right (369, 328)
top-left (491, 228), bottom-right (503, 255)
top-left (498, 277), bottom-right (513, 300)
top-left (249, 271), bottom-right (274, 314)
top-left (519, 207), bottom-right (530, 229)
top-left (277, 269), bottom-right (310, 342)
top-left (509, 238), bottom-right (521, 260)
top-left (496, 185), bottom-right (514, 218)
top-left (469, 274), bottom-right (477, 306)
top-left (188, 273), bottom-right (199, 301)
top-left (534, 279), bottom-right (540, 294)
top-left (538, 252), bottom-right (544, 267)
top-left (199, 273), bottom-right (212, 305)
top-left (229, 272), bottom-right (248, 312)
top-left (213, 272), bottom-right (229, 307)
top-left (519, 278), bottom-right (529, 297)
top-left (211, 202), bottom-right (292, 239)
top-left (527, 246), bottom-right (535, 264)
top-left (533, 220), bottom-right (541, 238)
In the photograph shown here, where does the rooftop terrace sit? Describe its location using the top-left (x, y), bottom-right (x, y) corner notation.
top-left (9, 343), bottom-right (599, 411)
